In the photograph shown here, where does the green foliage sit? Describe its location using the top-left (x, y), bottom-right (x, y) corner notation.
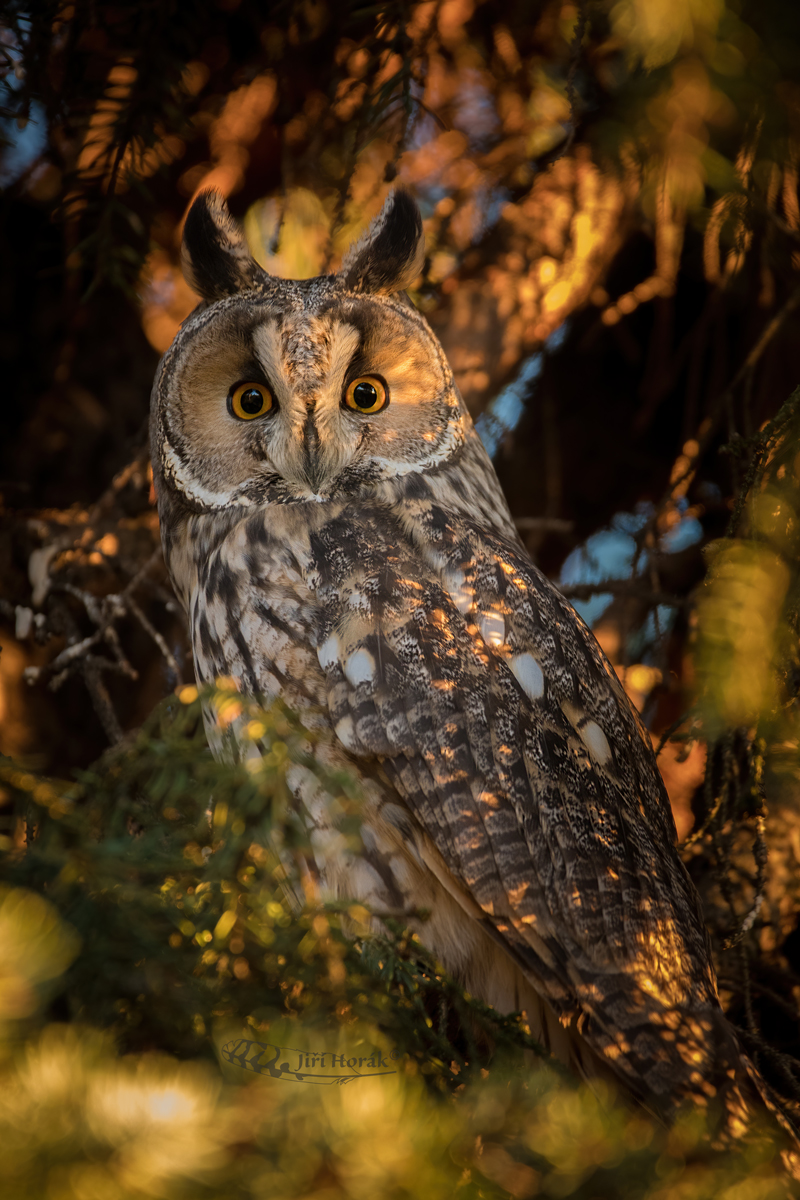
top-left (694, 391), bottom-right (800, 793)
top-left (0, 686), bottom-right (794, 1197)
top-left (669, 399), bottom-right (800, 1025)
top-left (0, 1021), bottom-right (787, 1199)
top-left (0, 686), bottom-right (542, 1070)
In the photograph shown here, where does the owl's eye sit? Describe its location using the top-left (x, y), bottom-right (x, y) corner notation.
top-left (344, 376), bottom-right (388, 414)
top-left (228, 382), bottom-right (275, 420)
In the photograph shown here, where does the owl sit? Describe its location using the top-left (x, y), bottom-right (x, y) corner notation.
top-left (150, 187), bottom-right (790, 1138)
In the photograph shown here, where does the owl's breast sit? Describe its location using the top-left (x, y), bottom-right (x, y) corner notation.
top-left (187, 505), bottom-right (336, 717)
top-left (184, 496), bottom-right (436, 750)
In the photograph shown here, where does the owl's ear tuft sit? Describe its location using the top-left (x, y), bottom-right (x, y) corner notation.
top-left (339, 189), bottom-right (425, 295)
top-left (181, 190), bottom-right (267, 302)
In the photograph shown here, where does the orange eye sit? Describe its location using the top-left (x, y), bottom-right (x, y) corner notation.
top-left (344, 376), bottom-right (388, 414)
top-left (228, 382), bottom-right (274, 420)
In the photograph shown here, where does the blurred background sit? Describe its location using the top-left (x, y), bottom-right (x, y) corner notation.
top-left (2, 1), bottom-right (800, 1194)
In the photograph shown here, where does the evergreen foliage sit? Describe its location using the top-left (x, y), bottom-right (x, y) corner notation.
top-left (0, 686), bottom-right (793, 1198)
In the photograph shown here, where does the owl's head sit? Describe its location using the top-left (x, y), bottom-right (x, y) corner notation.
top-left (151, 189), bottom-right (470, 511)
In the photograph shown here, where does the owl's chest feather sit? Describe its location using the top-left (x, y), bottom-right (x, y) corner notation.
top-left (187, 500), bottom-right (418, 675)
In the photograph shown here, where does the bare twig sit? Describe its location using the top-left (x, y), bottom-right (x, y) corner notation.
top-left (126, 593), bottom-right (183, 684)
top-left (514, 517), bottom-right (573, 534)
top-left (646, 285), bottom-right (800, 539)
top-left (81, 662), bottom-right (124, 744)
top-left (758, 199), bottom-right (800, 249)
top-left (19, 471), bottom-right (177, 742)
top-left (722, 751), bottom-right (769, 951)
top-left (737, 1028), bottom-right (800, 1106)
top-left (559, 578), bottom-right (685, 608)
top-left (719, 975), bottom-right (800, 1023)
top-left (541, 1), bottom-right (587, 168)
top-left (655, 709), bottom-right (696, 760)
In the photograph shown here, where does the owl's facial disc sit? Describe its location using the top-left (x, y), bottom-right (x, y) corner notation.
top-left (154, 188), bottom-right (467, 511)
top-left (158, 293), bottom-right (465, 508)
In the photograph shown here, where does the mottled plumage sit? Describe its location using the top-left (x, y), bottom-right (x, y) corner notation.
top-left (151, 188), bottom-right (791, 1136)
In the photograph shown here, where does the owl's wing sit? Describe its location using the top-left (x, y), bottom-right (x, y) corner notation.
top-left (311, 499), bottom-right (741, 1113)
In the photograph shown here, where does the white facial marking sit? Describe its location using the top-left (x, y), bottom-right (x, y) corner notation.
top-left (581, 720), bottom-right (612, 765)
top-left (371, 413), bottom-right (464, 475)
top-left (510, 653), bottom-right (545, 701)
top-left (344, 648), bottom-right (375, 688)
top-left (161, 438), bottom-right (253, 509)
top-left (317, 633), bottom-right (341, 672)
top-left (479, 612), bottom-right (505, 648)
top-left (445, 569), bottom-right (473, 616)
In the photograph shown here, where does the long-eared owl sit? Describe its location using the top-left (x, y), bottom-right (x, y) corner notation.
top-left (150, 187), bottom-right (784, 1134)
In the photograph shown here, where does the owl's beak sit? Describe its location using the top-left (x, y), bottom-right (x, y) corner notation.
top-left (300, 412), bottom-right (324, 492)
top-left (253, 401), bottom-right (352, 501)
top-left (258, 406), bottom-right (337, 499)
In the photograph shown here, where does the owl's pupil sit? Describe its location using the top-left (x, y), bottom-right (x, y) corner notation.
top-left (352, 381), bottom-right (378, 408)
top-left (240, 389), bottom-right (264, 414)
